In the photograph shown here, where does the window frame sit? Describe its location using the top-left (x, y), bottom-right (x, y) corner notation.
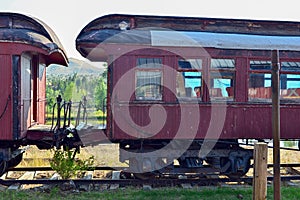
top-left (279, 59), bottom-right (300, 102)
top-left (248, 59), bottom-right (272, 102)
top-left (209, 58), bottom-right (236, 102)
top-left (134, 57), bottom-right (163, 101)
top-left (176, 57), bottom-right (204, 101)
top-left (248, 59), bottom-right (300, 102)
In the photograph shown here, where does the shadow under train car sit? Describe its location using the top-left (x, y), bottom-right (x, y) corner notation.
top-left (76, 123), bottom-right (110, 146)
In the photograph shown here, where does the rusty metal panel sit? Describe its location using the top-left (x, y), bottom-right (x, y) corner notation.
top-left (112, 104), bottom-right (178, 140)
top-left (0, 54), bottom-right (13, 140)
top-left (111, 102), bottom-right (300, 140)
top-left (241, 105), bottom-right (272, 139)
top-left (280, 105), bottom-right (300, 139)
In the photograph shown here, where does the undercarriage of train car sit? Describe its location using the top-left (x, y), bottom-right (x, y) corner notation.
top-left (119, 139), bottom-right (253, 179)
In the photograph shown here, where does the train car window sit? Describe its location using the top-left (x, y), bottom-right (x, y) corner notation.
top-left (279, 74), bottom-right (300, 102)
top-left (249, 60), bottom-right (300, 102)
top-left (281, 62), bottom-right (300, 72)
top-left (211, 59), bottom-right (235, 69)
top-left (250, 60), bottom-right (271, 70)
top-left (135, 58), bottom-right (162, 101)
top-left (280, 62), bottom-right (300, 101)
top-left (137, 58), bottom-right (162, 68)
top-left (249, 60), bottom-right (272, 102)
top-left (135, 71), bottom-right (162, 100)
top-left (176, 72), bottom-right (202, 99)
top-left (176, 59), bottom-right (202, 100)
top-left (178, 59), bottom-right (202, 69)
top-left (210, 72), bottom-right (235, 101)
top-left (210, 59), bottom-right (235, 101)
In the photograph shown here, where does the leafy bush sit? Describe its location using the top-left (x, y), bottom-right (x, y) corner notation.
top-left (50, 148), bottom-right (94, 179)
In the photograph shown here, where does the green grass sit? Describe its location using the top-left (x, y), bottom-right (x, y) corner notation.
top-left (1, 186), bottom-right (300, 200)
top-left (45, 109), bottom-right (106, 126)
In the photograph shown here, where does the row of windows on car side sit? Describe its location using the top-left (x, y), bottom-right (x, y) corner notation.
top-left (134, 58), bottom-right (300, 102)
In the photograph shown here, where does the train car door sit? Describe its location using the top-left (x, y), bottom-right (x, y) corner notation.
top-left (20, 53), bottom-right (33, 134)
top-left (37, 61), bottom-right (46, 124)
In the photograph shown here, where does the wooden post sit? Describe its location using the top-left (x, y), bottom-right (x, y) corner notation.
top-left (271, 50), bottom-right (281, 200)
top-left (253, 143), bottom-right (268, 200)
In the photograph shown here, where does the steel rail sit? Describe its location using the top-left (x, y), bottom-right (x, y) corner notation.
top-left (1, 175), bottom-right (300, 187)
top-left (10, 166), bottom-right (126, 171)
top-left (9, 163), bottom-right (300, 172)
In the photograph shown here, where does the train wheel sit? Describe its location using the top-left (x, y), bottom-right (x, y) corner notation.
top-left (7, 154), bottom-right (23, 169)
top-left (220, 156), bottom-right (251, 179)
top-left (133, 172), bottom-right (156, 180)
top-left (129, 157), bottom-right (161, 180)
top-left (225, 170), bottom-right (248, 179)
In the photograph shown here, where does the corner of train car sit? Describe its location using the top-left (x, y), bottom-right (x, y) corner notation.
top-left (0, 12), bottom-right (68, 174)
top-left (0, 12), bottom-right (69, 66)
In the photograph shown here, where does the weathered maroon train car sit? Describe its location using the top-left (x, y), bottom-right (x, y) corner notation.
top-left (0, 12), bottom-right (68, 173)
top-left (76, 14), bottom-right (300, 176)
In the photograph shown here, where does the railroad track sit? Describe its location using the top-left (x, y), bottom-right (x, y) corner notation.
top-left (9, 162), bottom-right (300, 171)
top-left (1, 175), bottom-right (300, 188)
top-left (7, 166), bottom-right (126, 172)
top-left (1, 164), bottom-right (300, 191)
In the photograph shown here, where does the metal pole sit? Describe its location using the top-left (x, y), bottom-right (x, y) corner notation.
top-left (271, 50), bottom-right (280, 200)
top-left (56, 95), bottom-right (62, 129)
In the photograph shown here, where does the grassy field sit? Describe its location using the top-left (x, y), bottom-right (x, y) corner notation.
top-left (1, 186), bottom-right (300, 200)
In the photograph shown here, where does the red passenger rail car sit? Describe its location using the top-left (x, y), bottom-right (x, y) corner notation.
top-left (0, 12), bottom-right (68, 174)
top-left (76, 14), bottom-right (300, 178)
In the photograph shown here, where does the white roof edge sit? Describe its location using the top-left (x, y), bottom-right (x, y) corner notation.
top-left (151, 30), bottom-right (300, 51)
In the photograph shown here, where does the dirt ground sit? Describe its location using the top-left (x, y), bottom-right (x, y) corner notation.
top-left (20, 143), bottom-right (300, 167)
top-left (19, 144), bottom-right (125, 167)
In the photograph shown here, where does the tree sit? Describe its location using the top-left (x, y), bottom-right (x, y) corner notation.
top-left (64, 82), bottom-right (75, 101)
top-left (75, 77), bottom-right (81, 92)
top-left (94, 77), bottom-right (107, 111)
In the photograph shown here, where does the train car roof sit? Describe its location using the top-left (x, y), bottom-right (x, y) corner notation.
top-left (0, 12), bottom-right (68, 66)
top-left (76, 14), bottom-right (300, 61)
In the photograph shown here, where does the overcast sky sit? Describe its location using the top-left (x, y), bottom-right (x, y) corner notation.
top-left (2, 0), bottom-right (300, 60)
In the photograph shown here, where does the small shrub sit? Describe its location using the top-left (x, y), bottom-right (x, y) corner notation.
top-left (50, 148), bottom-right (94, 179)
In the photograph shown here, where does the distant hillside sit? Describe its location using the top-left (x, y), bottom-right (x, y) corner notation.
top-left (47, 58), bottom-right (105, 76)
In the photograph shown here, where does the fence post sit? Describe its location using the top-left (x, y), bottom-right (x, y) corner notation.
top-left (252, 142), bottom-right (268, 200)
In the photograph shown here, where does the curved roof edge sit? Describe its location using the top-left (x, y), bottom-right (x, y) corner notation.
top-left (76, 14), bottom-right (300, 61)
top-left (0, 12), bottom-right (68, 66)
top-left (77, 13), bottom-right (300, 37)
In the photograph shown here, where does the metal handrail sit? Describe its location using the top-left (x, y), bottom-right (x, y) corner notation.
top-left (102, 97), bottom-right (107, 128)
top-left (51, 96), bottom-right (75, 131)
top-left (75, 96), bottom-right (88, 127)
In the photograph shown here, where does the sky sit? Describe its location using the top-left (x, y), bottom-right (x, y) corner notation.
top-left (1, 0), bottom-right (300, 61)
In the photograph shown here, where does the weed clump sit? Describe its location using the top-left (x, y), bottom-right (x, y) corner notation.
top-left (50, 148), bottom-right (94, 179)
